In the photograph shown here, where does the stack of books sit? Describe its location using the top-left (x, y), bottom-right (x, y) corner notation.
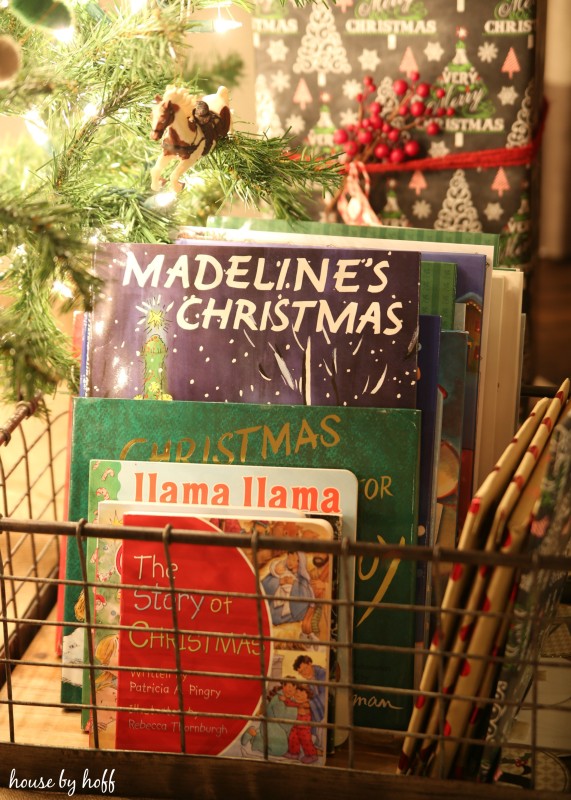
top-left (57, 219), bottom-right (563, 772)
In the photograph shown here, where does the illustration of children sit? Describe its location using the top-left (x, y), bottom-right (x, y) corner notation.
top-left (283, 684), bottom-right (319, 764)
top-left (240, 678), bottom-right (298, 757)
top-left (294, 655), bottom-right (327, 750)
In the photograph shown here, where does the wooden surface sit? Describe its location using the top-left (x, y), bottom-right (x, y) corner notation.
top-left (0, 608), bottom-right (86, 749)
top-left (0, 740), bottom-right (565, 800)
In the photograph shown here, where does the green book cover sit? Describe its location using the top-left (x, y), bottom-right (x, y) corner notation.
top-left (203, 217), bottom-right (500, 266)
top-left (64, 397), bottom-right (420, 731)
top-left (420, 261), bottom-right (457, 331)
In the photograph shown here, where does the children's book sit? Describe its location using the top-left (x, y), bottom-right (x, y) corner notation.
top-left (419, 261), bottom-right (457, 331)
top-left (113, 510), bottom-right (334, 763)
top-left (80, 459), bottom-right (353, 746)
top-left (85, 240), bottom-right (420, 410)
top-left (435, 330), bottom-right (469, 555)
top-left (97, 500), bottom-right (306, 527)
top-left (83, 499), bottom-right (323, 739)
top-left (475, 271), bottom-right (506, 491)
top-left (55, 309), bottom-right (85, 658)
top-left (488, 268), bottom-right (524, 483)
top-left (200, 219), bottom-right (494, 520)
top-left (86, 509), bottom-right (220, 748)
top-left (64, 396), bottom-right (421, 732)
top-left (414, 251), bottom-right (488, 531)
top-left (414, 315), bottom-right (442, 673)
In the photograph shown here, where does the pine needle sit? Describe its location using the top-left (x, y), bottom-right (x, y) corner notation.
top-left (0, 0), bottom-right (343, 401)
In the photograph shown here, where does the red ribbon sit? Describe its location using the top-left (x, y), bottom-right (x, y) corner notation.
top-left (344, 100), bottom-right (548, 175)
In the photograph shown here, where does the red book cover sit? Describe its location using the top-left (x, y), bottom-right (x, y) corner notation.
top-left (114, 512), bottom-right (333, 763)
top-left (115, 516), bottom-right (270, 755)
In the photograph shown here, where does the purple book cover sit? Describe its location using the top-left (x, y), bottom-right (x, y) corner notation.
top-left (87, 241), bottom-right (420, 408)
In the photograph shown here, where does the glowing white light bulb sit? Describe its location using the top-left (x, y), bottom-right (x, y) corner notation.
top-left (23, 109), bottom-right (50, 146)
top-left (154, 191), bottom-right (177, 208)
top-left (213, 2), bottom-right (242, 34)
top-left (52, 280), bottom-right (74, 299)
top-left (53, 26), bottom-right (75, 44)
top-left (83, 102), bottom-right (100, 121)
top-left (185, 175), bottom-right (207, 190)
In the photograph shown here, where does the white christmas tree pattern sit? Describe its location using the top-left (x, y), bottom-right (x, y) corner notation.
top-left (506, 81), bottom-right (534, 148)
top-left (375, 76), bottom-right (399, 116)
top-left (293, 2), bottom-right (351, 88)
top-left (434, 169), bottom-right (482, 233)
top-left (256, 74), bottom-right (285, 137)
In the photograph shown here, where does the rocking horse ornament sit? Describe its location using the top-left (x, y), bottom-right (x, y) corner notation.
top-left (150, 84), bottom-right (232, 193)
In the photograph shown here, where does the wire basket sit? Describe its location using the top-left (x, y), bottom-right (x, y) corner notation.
top-left (1, 398), bottom-right (570, 799)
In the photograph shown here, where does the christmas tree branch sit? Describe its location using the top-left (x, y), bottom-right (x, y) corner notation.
top-left (0, 192), bottom-right (97, 307)
top-left (206, 131), bottom-right (342, 220)
top-left (0, 1), bottom-right (343, 401)
top-left (0, 261), bottom-right (80, 402)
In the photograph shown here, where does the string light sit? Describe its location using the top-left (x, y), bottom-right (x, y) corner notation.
top-left (20, 165), bottom-right (32, 190)
top-left (154, 191), bottom-right (177, 208)
top-left (82, 102), bottom-right (100, 122)
top-left (23, 109), bottom-right (50, 146)
top-left (185, 174), bottom-right (207, 190)
top-left (52, 280), bottom-right (74, 299)
top-left (53, 26), bottom-right (75, 44)
top-left (212, 1), bottom-right (241, 34)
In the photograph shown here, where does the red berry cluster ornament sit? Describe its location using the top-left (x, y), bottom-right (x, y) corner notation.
top-left (333, 73), bottom-right (455, 166)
